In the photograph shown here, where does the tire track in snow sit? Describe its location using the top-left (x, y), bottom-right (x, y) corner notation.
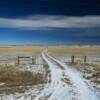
top-left (35, 52), bottom-right (82, 100)
top-left (46, 52), bottom-right (98, 100)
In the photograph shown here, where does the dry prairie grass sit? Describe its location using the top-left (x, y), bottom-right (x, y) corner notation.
top-left (0, 46), bottom-right (44, 54)
top-left (0, 66), bottom-right (44, 93)
top-left (0, 45), bottom-right (99, 55)
top-left (73, 63), bottom-right (100, 89)
top-left (47, 46), bottom-right (100, 55)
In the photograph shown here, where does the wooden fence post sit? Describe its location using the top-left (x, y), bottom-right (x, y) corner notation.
top-left (18, 56), bottom-right (20, 65)
top-left (84, 56), bottom-right (86, 64)
top-left (32, 56), bottom-right (34, 64)
top-left (71, 55), bottom-right (74, 64)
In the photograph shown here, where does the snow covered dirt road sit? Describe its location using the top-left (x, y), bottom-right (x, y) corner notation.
top-left (36, 52), bottom-right (99, 100)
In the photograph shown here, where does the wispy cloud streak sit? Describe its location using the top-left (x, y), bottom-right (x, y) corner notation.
top-left (0, 15), bottom-right (100, 30)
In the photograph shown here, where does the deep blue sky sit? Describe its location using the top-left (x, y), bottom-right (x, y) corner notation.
top-left (0, 0), bottom-right (100, 17)
top-left (0, 0), bottom-right (100, 45)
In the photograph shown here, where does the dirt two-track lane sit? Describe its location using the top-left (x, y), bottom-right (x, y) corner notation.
top-left (35, 51), bottom-right (99, 100)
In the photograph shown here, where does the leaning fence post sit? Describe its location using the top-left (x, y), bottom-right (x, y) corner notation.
top-left (71, 55), bottom-right (74, 64)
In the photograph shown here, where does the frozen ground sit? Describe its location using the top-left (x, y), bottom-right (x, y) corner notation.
top-left (0, 54), bottom-right (46, 100)
top-left (0, 84), bottom-right (44, 100)
top-left (0, 52), bottom-right (99, 100)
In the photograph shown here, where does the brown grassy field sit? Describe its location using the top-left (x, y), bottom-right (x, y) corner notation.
top-left (47, 46), bottom-right (100, 55)
top-left (0, 65), bottom-right (44, 94)
top-left (0, 45), bottom-right (99, 55)
top-left (0, 46), bottom-right (44, 54)
top-left (0, 45), bottom-right (99, 93)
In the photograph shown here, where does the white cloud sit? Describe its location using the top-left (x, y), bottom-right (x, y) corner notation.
top-left (0, 15), bottom-right (100, 30)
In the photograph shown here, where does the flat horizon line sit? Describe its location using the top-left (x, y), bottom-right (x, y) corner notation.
top-left (0, 44), bottom-right (100, 47)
